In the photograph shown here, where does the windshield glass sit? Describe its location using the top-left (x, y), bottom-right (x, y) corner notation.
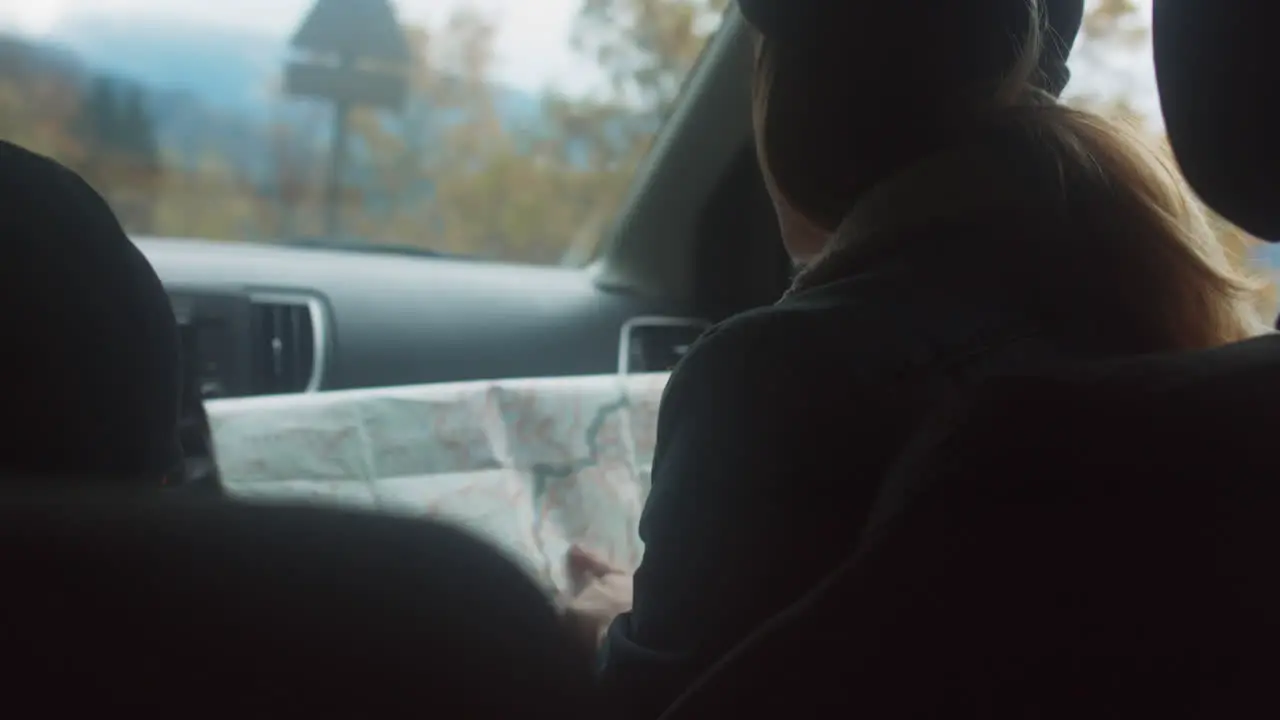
top-left (0, 0), bottom-right (727, 265)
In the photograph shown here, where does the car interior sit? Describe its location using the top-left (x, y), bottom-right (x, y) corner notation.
top-left (150, 12), bottom-right (786, 561)
top-left (4, 0), bottom-right (1279, 713)
top-left (143, 15), bottom-right (781, 398)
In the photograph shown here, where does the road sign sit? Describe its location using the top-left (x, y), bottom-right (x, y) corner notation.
top-left (291, 0), bottom-right (410, 64)
top-left (286, 0), bottom-right (413, 237)
top-left (284, 62), bottom-right (406, 110)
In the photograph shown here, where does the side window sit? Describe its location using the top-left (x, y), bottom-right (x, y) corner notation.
top-left (0, 0), bottom-right (728, 266)
top-left (1064, 0), bottom-right (1279, 320)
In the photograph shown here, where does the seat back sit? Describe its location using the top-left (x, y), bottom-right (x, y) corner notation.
top-left (1, 495), bottom-right (599, 717)
top-left (1154, 0), bottom-right (1279, 240)
top-left (662, 337), bottom-right (1280, 719)
top-left (0, 141), bottom-right (182, 485)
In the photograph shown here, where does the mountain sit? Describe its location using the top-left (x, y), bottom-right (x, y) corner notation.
top-left (45, 12), bottom-right (544, 129)
top-left (1, 11), bottom-right (547, 181)
top-left (52, 14), bottom-right (284, 119)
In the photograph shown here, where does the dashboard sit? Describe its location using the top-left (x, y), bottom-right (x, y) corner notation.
top-left (139, 237), bottom-right (707, 400)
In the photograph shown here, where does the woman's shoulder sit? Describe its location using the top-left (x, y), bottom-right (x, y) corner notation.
top-left (682, 271), bottom-right (925, 365)
top-left (690, 272), bottom-right (902, 353)
top-left (674, 260), bottom-right (1046, 399)
top-left (677, 303), bottom-right (824, 374)
top-left (667, 295), bottom-right (883, 403)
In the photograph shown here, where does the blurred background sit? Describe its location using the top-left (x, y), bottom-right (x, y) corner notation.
top-left (0, 0), bottom-right (1270, 307)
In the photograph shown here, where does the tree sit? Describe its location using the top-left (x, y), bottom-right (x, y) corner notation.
top-left (117, 86), bottom-right (160, 167)
top-left (75, 77), bottom-right (120, 159)
top-left (557, 0), bottom-right (727, 182)
top-left (439, 0), bottom-right (735, 264)
top-left (342, 9), bottom-right (514, 254)
top-left (257, 0), bottom-right (730, 264)
top-left (572, 0), bottom-right (729, 112)
top-left (71, 76), bottom-right (164, 231)
top-left (522, 0), bottom-right (729, 263)
top-left (331, 7), bottom-right (645, 264)
top-left (1081, 0), bottom-right (1144, 43)
top-left (0, 36), bottom-right (84, 160)
top-left (344, 25), bottom-right (435, 237)
top-left (261, 102), bottom-right (328, 240)
top-left (1064, 0), bottom-right (1148, 119)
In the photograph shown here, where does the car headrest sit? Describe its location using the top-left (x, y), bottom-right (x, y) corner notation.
top-left (0, 141), bottom-right (182, 483)
top-left (2, 497), bottom-right (601, 716)
top-left (1154, 1), bottom-right (1279, 240)
top-left (736, 0), bottom-right (1084, 96)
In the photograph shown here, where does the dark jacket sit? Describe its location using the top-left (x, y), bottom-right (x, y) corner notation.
top-left (597, 144), bottom-right (1105, 718)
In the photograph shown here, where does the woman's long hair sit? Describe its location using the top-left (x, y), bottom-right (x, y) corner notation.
top-left (752, 1), bottom-right (1269, 351)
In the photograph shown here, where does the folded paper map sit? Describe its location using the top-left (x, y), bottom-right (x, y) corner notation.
top-left (206, 373), bottom-right (669, 596)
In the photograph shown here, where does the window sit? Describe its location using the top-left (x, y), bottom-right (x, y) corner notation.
top-left (0, 0), bottom-right (728, 266)
top-left (1064, 0), bottom-right (1278, 318)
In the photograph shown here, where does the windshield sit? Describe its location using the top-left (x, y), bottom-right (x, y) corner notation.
top-left (0, 1), bottom-right (1274, 302)
top-left (0, 0), bottom-right (727, 266)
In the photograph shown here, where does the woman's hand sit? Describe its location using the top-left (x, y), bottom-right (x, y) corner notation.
top-left (562, 545), bottom-right (634, 651)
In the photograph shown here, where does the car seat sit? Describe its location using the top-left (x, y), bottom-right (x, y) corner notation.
top-left (0, 141), bottom-right (184, 486)
top-left (663, 353), bottom-right (1280, 718)
top-left (1, 495), bottom-right (601, 717)
top-left (659, 1), bottom-right (1280, 717)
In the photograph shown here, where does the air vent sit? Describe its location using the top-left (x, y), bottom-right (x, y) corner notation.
top-left (249, 294), bottom-right (322, 395)
top-left (618, 316), bottom-right (710, 375)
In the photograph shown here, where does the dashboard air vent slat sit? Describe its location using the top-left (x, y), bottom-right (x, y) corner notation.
top-left (250, 298), bottom-right (317, 395)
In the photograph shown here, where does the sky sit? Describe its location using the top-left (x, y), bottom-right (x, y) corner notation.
top-left (0, 0), bottom-right (1158, 112)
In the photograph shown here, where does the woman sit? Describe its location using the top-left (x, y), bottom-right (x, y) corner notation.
top-left (568, 1), bottom-right (1269, 717)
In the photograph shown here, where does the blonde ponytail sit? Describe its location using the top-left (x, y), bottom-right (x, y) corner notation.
top-left (990, 1), bottom-right (1270, 348)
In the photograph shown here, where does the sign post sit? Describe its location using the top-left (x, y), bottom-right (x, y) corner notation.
top-left (285, 0), bottom-right (411, 237)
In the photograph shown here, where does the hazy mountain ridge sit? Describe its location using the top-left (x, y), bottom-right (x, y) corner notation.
top-left (14, 12), bottom-right (549, 178)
